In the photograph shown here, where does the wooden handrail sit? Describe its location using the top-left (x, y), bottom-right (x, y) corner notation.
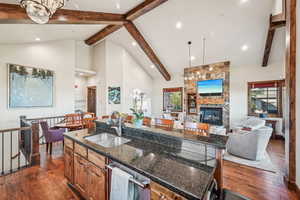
top-left (26, 116), bottom-right (65, 121)
top-left (0, 127), bottom-right (31, 133)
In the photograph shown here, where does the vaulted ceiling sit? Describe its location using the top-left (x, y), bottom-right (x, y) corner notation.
top-left (0, 0), bottom-right (285, 79)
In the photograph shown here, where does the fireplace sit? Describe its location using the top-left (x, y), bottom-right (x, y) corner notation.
top-left (199, 107), bottom-right (223, 126)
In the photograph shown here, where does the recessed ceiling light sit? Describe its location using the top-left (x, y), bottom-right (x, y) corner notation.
top-left (190, 56), bottom-right (196, 61)
top-left (176, 21), bottom-right (182, 29)
top-left (240, 0), bottom-right (249, 4)
top-left (35, 37), bottom-right (40, 41)
top-left (132, 41), bottom-right (137, 46)
top-left (150, 65), bottom-right (155, 69)
top-left (241, 44), bottom-right (249, 51)
top-left (116, 3), bottom-right (120, 9)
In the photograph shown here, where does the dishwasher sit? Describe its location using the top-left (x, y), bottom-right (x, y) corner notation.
top-left (107, 160), bottom-right (151, 200)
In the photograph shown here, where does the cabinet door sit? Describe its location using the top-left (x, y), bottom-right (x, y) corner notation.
top-left (74, 154), bottom-right (89, 197)
top-left (64, 147), bottom-right (74, 184)
top-left (87, 163), bottom-right (106, 200)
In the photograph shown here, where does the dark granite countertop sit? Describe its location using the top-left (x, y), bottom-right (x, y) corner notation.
top-left (64, 129), bottom-right (217, 200)
top-left (124, 123), bottom-right (228, 149)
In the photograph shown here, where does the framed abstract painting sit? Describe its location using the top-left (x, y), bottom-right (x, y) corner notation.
top-left (8, 64), bottom-right (54, 108)
top-left (108, 87), bottom-right (121, 104)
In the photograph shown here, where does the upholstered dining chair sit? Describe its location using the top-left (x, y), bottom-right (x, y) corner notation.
top-left (143, 117), bottom-right (152, 127)
top-left (184, 122), bottom-right (199, 135)
top-left (125, 115), bottom-right (133, 124)
top-left (155, 118), bottom-right (174, 131)
top-left (65, 113), bottom-right (83, 130)
top-left (65, 113), bottom-right (82, 124)
top-left (40, 121), bottom-right (65, 155)
top-left (101, 115), bottom-right (110, 120)
top-left (83, 117), bottom-right (96, 129)
top-left (83, 112), bottom-right (96, 119)
top-left (198, 123), bottom-right (210, 136)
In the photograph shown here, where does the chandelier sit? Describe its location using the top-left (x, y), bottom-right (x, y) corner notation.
top-left (184, 38), bottom-right (208, 81)
top-left (20, 0), bottom-right (64, 24)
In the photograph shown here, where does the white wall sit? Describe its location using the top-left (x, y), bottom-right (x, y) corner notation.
top-left (122, 50), bottom-right (153, 116)
top-left (75, 41), bottom-right (93, 70)
top-left (89, 41), bottom-right (107, 116)
top-left (106, 41), bottom-right (124, 114)
top-left (272, 0), bottom-right (283, 15)
top-left (0, 40), bottom-right (76, 128)
top-left (75, 75), bottom-right (88, 112)
top-left (296, 0), bottom-right (300, 187)
top-left (90, 41), bottom-right (153, 116)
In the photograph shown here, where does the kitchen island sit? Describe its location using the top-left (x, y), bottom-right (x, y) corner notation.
top-left (63, 121), bottom-right (228, 200)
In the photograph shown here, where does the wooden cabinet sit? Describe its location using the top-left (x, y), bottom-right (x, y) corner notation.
top-left (66, 141), bottom-right (107, 200)
top-left (150, 182), bottom-right (186, 200)
top-left (64, 138), bottom-right (74, 149)
top-left (87, 163), bottom-right (106, 200)
top-left (74, 154), bottom-right (89, 197)
top-left (64, 147), bottom-right (74, 184)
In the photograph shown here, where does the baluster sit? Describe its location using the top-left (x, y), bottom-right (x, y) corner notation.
top-left (2, 133), bottom-right (4, 175)
top-left (205, 144), bottom-right (207, 165)
top-left (10, 131), bottom-right (12, 173)
top-left (18, 130), bottom-right (20, 170)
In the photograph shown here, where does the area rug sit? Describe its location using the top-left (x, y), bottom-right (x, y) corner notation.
top-left (224, 152), bottom-right (278, 173)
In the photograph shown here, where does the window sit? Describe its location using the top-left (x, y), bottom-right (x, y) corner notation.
top-left (163, 87), bottom-right (183, 112)
top-left (248, 80), bottom-right (284, 117)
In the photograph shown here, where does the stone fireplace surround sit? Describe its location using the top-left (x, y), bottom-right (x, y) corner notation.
top-left (184, 61), bottom-right (230, 130)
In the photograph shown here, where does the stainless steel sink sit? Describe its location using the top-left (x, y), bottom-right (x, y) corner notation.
top-left (84, 133), bottom-right (131, 148)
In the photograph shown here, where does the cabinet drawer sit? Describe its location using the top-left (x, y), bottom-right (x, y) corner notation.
top-left (151, 182), bottom-right (186, 200)
top-left (88, 149), bottom-right (106, 169)
top-left (75, 143), bottom-right (87, 158)
top-left (64, 138), bottom-right (73, 149)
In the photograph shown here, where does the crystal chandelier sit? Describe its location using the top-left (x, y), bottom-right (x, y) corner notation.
top-left (20, 0), bottom-right (64, 24)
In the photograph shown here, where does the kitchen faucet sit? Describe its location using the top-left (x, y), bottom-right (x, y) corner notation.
top-left (110, 111), bottom-right (123, 137)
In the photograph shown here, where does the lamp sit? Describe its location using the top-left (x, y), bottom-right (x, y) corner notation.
top-left (20, 0), bottom-right (64, 24)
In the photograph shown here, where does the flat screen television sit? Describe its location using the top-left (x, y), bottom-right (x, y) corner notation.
top-left (198, 79), bottom-right (223, 96)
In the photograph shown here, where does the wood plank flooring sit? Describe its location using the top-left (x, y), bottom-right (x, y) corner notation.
top-left (224, 139), bottom-right (298, 200)
top-left (0, 139), bottom-right (298, 200)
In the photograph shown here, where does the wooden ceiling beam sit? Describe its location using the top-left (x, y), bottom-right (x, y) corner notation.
top-left (85, 25), bottom-right (123, 45)
top-left (262, 27), bottom-right (275, 67)
top-left (125, 0), bottom-right (168, 21)
top-left (0, 3), bottom-right (125, 25)
top-left (262, 14), bottom-right (286, 67)
top-left (125, 21), bottom-right (171, 81)
top-left (84, 0), bottom-right (168, 45)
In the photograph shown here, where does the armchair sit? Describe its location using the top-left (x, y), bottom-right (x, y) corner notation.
top-left (227, 126), bottom-right (273, 161)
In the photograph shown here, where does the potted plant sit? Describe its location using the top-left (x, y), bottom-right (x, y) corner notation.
top-left (131, 89), bottom-right (146, 128)
top-left (130, 108), bottom-right (144, 128)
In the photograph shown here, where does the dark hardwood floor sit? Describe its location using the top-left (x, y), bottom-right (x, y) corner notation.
top-left (0, 139), bottom-right (297, 200)
top-left (0, 144), bottom-right (79, 200)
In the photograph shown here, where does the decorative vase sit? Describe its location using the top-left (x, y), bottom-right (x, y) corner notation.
top-left (134, 119), bottom-right (143, 128)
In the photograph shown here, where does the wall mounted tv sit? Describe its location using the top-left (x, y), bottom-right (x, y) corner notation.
top-left (198, 79), bottom-right (223, 96)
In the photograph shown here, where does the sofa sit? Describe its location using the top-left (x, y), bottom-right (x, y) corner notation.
top-left (227, 117), bottom-right (273, 161)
